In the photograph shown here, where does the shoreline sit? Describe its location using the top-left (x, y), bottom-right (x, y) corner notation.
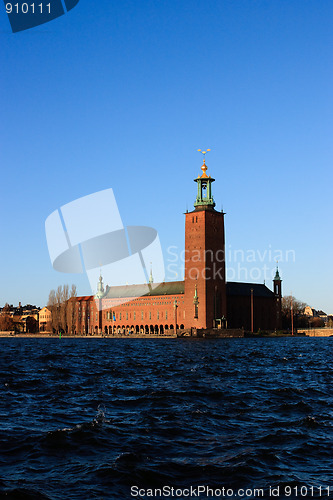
top-left (1, 328), bottom-right (332, 339)
top-left (0, 332), bottom-right (177, 339)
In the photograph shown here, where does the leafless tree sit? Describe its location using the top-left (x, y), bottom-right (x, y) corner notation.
top-left (309, 317), bottom-right (325, 328)
top-left (282, 295), bottom-right (308, 329)
top-left (48, 285), bottom-right (77, 334)
top-left (67, 284), bottom-right (77, 335)
top-left (0, 304), bottom-right (14, 332)
top-left (60, 285), bottom-right (69, 333)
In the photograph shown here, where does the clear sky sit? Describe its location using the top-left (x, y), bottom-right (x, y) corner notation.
top-left (1, 0), bottom-right (332, 313)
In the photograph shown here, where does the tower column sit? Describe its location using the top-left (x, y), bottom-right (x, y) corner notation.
top-left (273, 265), bottom-right (282, 330)
top-left (184, 151), bottom-right (226, 329)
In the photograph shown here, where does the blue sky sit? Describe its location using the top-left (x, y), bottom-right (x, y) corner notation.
top-left (0, 0), bottom-right (332, 313)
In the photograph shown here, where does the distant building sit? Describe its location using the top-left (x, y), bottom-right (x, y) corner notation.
top-left (68, 158), bottom-right (282, 335)
top-left (0, 303), bottom-right (40, 333)
top-left (304, 306), bottom-right (314, 316)
top-left (39, 306), bottom-right (52, 332)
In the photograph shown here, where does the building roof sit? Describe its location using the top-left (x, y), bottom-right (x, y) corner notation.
top-left (226, 282), bottom-right (275, 298)
top-left (76, 281), bottom-right (275, 301)
top-left (103, 281), bottom-right (185, 299)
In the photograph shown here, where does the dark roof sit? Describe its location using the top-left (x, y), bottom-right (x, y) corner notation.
top-left (103, 281), bottom-right (185, 299)
top-left (226, 282), bottom-right (275, 298)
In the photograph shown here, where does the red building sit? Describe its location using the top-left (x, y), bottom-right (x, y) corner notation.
top-left (73, 158), bottom-right (282, 335)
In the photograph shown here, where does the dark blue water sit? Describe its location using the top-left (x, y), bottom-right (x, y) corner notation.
top-left (0, 337), bottom-right (332, 500)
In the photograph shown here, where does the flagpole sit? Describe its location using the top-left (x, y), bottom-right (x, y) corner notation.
top-left (291, 293), bottom-right (294, 336)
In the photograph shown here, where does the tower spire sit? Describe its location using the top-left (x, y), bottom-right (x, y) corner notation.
top-left (149, 262), bottom-right (154, 284)
top-left (194, 149), bottom-right (215, 209)
top-left (95, 271), bottom-right (105, 299)
top-left (274, 261), bottom-right (281, 281)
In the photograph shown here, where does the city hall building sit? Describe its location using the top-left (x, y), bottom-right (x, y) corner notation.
top-left (73, 158), bottom-right (282, 335)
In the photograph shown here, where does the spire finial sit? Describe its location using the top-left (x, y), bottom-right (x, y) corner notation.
top-left (274, 261), bottom-right (281, 281)
top-left (197, 149), bottom-right (210, 177)
top-left (149, 262), bottom-right (154, 284)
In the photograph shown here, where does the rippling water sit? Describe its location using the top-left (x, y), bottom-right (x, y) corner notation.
top-left (0, 337), bottom-right (332, 499)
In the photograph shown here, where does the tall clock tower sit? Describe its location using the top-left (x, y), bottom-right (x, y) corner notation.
top-left (184, 154), bottom-right (227, 329)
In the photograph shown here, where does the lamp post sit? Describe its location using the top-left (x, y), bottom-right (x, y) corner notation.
top-left (250, 288), bottom-right (254, 333)
top-left (174, 299), bottom-right (178, 334)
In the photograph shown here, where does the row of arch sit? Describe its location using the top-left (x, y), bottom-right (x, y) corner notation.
top-left (102, 324), bottom-right (185, 335)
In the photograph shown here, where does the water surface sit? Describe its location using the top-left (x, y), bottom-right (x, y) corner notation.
top-left (0, 337), bottom-right (332, 499)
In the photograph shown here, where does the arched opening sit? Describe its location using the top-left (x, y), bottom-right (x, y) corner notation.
top-left (159, 325), bottom-right (164, 335)
top-left (104, 326), bottom-right (108, 335)
top-left (136, 325), bottom-right (139, 333)
top-left (108, 325), bottom-right (112, 335)
top-left (145, 325), bottom-right (149, 334)
top-left (165, 324), bottom-right (169, 331)
top-left (169, 324), bottom-right (174, 330)
top-left (150, 325), bottom-right (154, 334)
top-left (180, 324), bottom-right (184, 329)
top-left (154, 324), bottom-right (159, 334)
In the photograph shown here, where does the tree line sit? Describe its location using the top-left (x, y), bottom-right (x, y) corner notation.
top-left (47, 284), bottom-right (77, 334)
top-left (281, 295), bottom-right (326, 329)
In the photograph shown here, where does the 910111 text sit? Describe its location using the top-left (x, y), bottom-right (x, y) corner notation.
top-left (5, 3), bottom-right (51, 14)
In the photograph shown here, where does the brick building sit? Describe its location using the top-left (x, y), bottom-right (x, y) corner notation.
top-left (72, 158), bottom-right (282, 335)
